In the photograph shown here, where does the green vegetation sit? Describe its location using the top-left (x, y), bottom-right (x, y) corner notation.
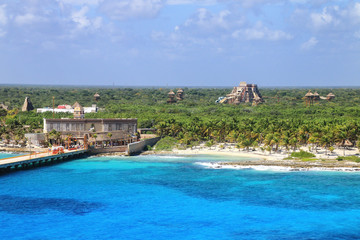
top-left (291, 150), bottom-right (316, 159)
top-left (153, 136), bottom-right (178, 151)
top-left (1, 86), bottom-right (360, 153)
top-left (336, 156), bottom-right (360, 162)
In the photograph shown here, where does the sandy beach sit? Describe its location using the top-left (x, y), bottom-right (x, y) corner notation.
top-left (157, 143), bottom-right (360, 171)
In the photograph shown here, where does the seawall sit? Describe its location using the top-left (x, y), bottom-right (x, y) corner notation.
top-left (128, 137), bottom-right (160, 156)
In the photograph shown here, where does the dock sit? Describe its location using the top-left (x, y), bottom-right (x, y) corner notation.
top-left (0, 149), bottom-right (88, 172)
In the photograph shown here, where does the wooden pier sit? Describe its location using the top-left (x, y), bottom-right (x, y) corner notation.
top-left (0, 149), bottom-right (88, 172)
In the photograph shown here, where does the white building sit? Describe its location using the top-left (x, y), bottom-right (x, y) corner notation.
top-left (37, 104), bottom-right (98, 114)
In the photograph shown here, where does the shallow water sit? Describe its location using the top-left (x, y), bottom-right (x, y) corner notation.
top-left (1, 154), bottom-right (360, 239)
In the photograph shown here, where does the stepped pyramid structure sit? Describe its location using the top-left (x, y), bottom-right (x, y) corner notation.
top-left (22, 97), bottom-right (34, 112)
top-left (222, 82), bottom-right (264, 105)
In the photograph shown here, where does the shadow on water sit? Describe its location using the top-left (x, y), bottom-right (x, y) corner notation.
top-left (0, 195), bottom-right (104, 215)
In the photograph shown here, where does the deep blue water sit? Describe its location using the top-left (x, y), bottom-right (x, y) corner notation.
top-left (1, 154), bottom-right (360, 240)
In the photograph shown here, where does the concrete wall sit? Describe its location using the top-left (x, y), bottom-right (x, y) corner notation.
top-left (89, 146), bottom-right (128, 154)
top-left (127, 137), bottom-right (160, 156)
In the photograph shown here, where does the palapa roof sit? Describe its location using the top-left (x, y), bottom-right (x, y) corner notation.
top-left (168, 91), bottom-right (175, 95)
top-left (177, 88), bottom-right (184, 93)
top-left (94, 93), bottom-right (100, 97)
top-left (304, 90), bottom-right (313, 97)
top-left (327, 93), bottom-right (335, 97)
top-left (313, 91), bottom-right (319, 96)
top-left (72, 101), bottom-right (84, 110)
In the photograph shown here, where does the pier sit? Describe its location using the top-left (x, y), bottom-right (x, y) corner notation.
top-left (0, 149), bottom-right (88, 172)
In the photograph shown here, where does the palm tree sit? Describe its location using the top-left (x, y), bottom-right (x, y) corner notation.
top-left (320, 135), bottom-right (331, 156)
top-left (93, 133), bottom-right (98, 147)
top-left (107, 132), bottom-right (113, 147)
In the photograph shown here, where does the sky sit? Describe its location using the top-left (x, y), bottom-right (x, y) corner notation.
top-left (0, 0), bottom-right (359, 87)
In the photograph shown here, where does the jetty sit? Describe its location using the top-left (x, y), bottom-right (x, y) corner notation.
top-left (0, 149), bottom-right (88, 172)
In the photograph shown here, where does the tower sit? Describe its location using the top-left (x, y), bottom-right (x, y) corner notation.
top-left (176, 89), bottom-right (184, 101)
top-left (167, 91), bottom-right (177, 104)
top-left (73, 102), bottom-right (84, 119)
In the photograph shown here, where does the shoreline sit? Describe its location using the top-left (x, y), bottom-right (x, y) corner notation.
top-left (142, 145), bottom-right (360, 171)
top-left (2, 145), bottom-right (360, 172)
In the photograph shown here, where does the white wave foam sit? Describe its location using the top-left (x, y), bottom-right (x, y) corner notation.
top-left (195, 162), bottom-right (360, 172)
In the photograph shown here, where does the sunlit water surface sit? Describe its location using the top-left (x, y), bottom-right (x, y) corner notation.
top-left (1, 154), bottom-right (360, 240)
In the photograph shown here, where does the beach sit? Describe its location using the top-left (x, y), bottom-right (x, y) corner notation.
top-left (152, 143), bottom-right (360, 171)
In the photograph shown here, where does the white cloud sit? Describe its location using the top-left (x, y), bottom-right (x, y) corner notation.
top-left (310, 6), bottom-right (343, 29)
top-left (71, 6), bottom-right (102, 30)
top-left (311, 7), bottom-right (334, 28)
top-left (58, 0), bottom-right (103, 5)
top-left (232, 23), bottom-right (293, 41)
top-left (72, 6), bottom-right (91, 28)
top-left (15, 13), bottom-right (46, 26)
top-left (184, 8), bottom-right (231, 31)
top-left (100, 0), bottom-right (164, 20)
top-left (166, 0), bottom-right (216, 5)
top-left (349, 2), bottom-right (360, 24)
top-left (0, 4), bottom-right (7, 26)
top-left (301, 37), bottom-right (318, 50)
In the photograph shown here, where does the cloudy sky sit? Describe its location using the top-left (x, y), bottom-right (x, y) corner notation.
top-left (0, 0), bottom-right (359, 87)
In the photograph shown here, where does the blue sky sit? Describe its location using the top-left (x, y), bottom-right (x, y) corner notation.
top-left (0, 0), bottom-right (359, 87)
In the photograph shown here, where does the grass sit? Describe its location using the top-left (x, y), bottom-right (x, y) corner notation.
top-left (336, 156), bottom-right (360, 162)
top-left (291, 150), bottom-right (316, 159)
top-left (301, 158), bottom-right (318, 162)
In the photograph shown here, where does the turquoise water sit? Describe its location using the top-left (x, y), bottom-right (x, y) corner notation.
top-left (1, 154), bottom-right (360, 239)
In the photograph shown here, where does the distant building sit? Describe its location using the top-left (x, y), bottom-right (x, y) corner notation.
top-left (43, 118), bottom-right (138, 146)
top-left (22, 97), bottom-right (34, 112)
top-left (167, 89), bottom-right (185, 103)
top-left (219, 82), bottom-right (264, 105)
top-left (304, 91), bottom-right (335, 106)
top-left (326, 93), bottom-right (335, 101)
top-left (176, 89), bottom-right (184, 101)
top-left (94, 93), bottom-right (100, 102)
top-left (25, 133), bottom-right (46, 147)
top-left (167, 91), bottom-right (177, 104)
top-left (37, 103), bottom-right (98, 114)
top-left (73, 102), bottom-right (85, 119)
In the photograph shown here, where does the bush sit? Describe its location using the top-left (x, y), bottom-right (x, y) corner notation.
top-left (291, 150), bottom-right (315, 159)
top-left (337, 156), bottom-right (360, 162)
top-left (153, 136), bottom-right (178, 151)
top-left (144, 145), bottom-right (152, 151)
top-left (205, 140), bottom-right (214, 147)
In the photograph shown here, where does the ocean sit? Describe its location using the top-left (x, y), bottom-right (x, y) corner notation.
top-left (1, 153), bottom-right (360, 240)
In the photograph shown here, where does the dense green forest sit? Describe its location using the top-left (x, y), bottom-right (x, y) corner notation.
top-left (1, 86), bottom-right (360, 152)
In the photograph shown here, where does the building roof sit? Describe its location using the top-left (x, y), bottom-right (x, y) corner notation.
top-left (44, 118), bottom-right (137, 123)
top-left (305, 91), bottom-right (313, 97)
top-left (313, 91), bottom-right (319, 96)
top-left (168, 91), bottom-right (175, 95)
top-left (177, 89), bottom-right (184, 93)
top-left (327, 93), bottom-right (335, 97)
top-left (72, 101), bottom-right (84, 110)
top-left (94, 93), bottom-right (100, 97)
